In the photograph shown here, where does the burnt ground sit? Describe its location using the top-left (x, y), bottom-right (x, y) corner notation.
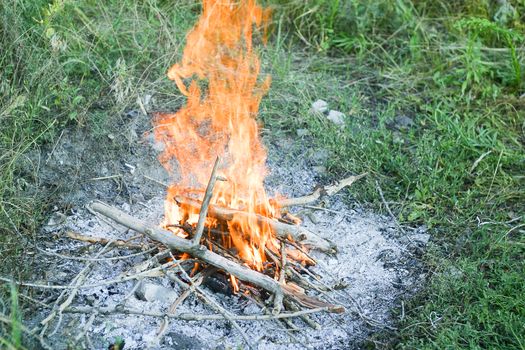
top-left (19, 105), bottom-right (428, 349)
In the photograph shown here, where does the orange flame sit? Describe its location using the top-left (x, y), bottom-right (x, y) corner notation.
top-left (153, 0), bottom-right (276, 270)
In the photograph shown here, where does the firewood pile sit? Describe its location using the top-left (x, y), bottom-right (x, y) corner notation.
top-left (3, 171), bottom-right (367, 349)
top-left (70, 171), bottom-right (367, 349)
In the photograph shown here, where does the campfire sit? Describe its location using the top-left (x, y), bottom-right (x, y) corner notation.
top-left (2, 1), bottom-right (429, 348)
top-left (93, 0), bottom-right (364, 323)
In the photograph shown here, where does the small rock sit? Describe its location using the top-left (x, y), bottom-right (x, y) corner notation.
top-left (45, 212), bottom-right (67, 229)
top-left (125, 109), bottom-right (140, 118)
top-left (312, 165), bottom-right (327, 175)
top-left (296, 128), bottom-right (311, 137)
top-left (163, 332), bottom-right (204, 349)
top-left (310, 99), bottom-right (328, 114)
top-left (394, 115), bottom-right (414, 129)
top-left (411, 233), bottom-right (430, 245)
top-left (310, 149), bottom-right (329, 164)
top-left (135, 282), bottom-right (179, 303)
top-left (242, 302), bottom-right (262, 315)
top-left (444, 265), bottom-right (463, 279)
top-left (121, 202), bottom-right (131, 213)
top-left (143, 94), bottom-right (152, 107)
top-left (327, 110), bottom-right (345, 126)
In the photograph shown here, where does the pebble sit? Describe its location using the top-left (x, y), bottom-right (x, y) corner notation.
top-left (310, 149), bottom-right (329, 164)
top-left (411, 233), bottom-right (430, 245)
top-left (296, 128), bottom-right (311, 137)
top-left (135, 282), bottom-right (179, 303)
top-left (394, 115), bottom-right (414, 129)
top-left (327, 110), bottom-right (346, 126)
top-left (312, 165), bottom-right (327, 175)
top-left (310, 99), bottom-right (328, 114)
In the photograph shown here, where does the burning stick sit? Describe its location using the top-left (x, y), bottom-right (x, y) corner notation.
top-left (192, 156), bottom-right (221, 246)
top-left (277, 173), bottom-right (368, 208)
top-left (90, 201), bottom-right (344, 314)
top-left (175, 196), bottom-right (337, 253)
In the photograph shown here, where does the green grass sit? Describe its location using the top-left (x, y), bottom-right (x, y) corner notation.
top-left (0, 0), bottom-right (197, 265)
top-left (1, 0), bottom-right (524, 349)
top-left (262, 1), bottom-right (524, 349)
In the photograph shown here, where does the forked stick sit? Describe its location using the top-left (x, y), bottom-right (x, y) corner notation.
top-left (277, 173), bottom-right (368, 207)
top-left (90, 202), bottom-right (344, 314)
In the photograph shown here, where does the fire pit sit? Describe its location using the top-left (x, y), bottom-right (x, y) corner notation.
top-left (19, 0), bottom-right (428, 349)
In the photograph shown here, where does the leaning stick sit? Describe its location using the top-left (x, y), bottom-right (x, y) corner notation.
top-left (175, 196), bottom-right (337, 253)
top-left (192, 156), bottom-right (221, 245)
top-left (90, 202), bottom-right (344, 313)
top-left (277, 173), bottom-right (368, 207)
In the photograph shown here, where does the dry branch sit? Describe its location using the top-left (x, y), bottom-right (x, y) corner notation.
top-left (64, 231), bottom-right (151, 250)
top-left (277, 173), bottom-right (367, 207)
top-left (64, 305), bottom-right (332, 321)
top-left (175, 196), bottom-right (336, 253)
top-left (193, 156), bottom-right (221, 245)
top-left (90, 201), bottom-right (344, 313)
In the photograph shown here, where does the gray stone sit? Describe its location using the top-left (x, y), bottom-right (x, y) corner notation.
top-left (135, 282), bottom-right (179, 303)
top-left (411, 233), bottom-right (430, 245)
top-left (44, 212), bottom-right (67, 232)
top-left (312, 165), bottom-right (327, 175)
top-left (310, 149), bottom-right (329, 164)
top-left (394, 115), bottom-right (414, 129)
top-left (310, 99), bottom-right (328, 114)
top-left (327, 110), bottom-right (345, 126)
top-left (296, 128), bottom-right (311, 137)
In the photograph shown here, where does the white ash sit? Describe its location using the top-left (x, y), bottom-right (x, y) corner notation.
top-left (25, 122), bottom-right (427, 350)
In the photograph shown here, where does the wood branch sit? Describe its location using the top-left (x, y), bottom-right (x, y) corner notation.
top-left (64, 305), bottom-right (333, 321)
top-left (175, 196), bottom-right (336, 253)
top-left (193, 156), bottom-right (221, 245)
top-left (90, 201), bottom-right (344, 313)
top-left (64, 231), bottom-right (151, 251)
top-left (277, 173), bottom-right (367, 207)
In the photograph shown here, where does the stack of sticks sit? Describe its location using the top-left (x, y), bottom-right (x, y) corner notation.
top-left (90, 158), bottom-right (365, 315)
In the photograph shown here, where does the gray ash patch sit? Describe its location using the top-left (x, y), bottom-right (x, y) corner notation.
top-left (23, 114), bottom-right (427, 350)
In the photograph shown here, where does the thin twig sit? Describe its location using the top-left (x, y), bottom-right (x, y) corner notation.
top-left (375, 180), bottom-right (406, 235)
top-left (63, 305), bottom-right (332, 321)
top-left (36, 245), bottom-right (157, 262)
top-left (64, 231), bottom-right (152, 250)
top-left (278, 173), bottom-right (367, 207)
top-left (193, 156), bottom-right (221, 246)
top-left (279, 241), bottom-right (286, 284)
top-left (0, 260), bottom-right (182, 290)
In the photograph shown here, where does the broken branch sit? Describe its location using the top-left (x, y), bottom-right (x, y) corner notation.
top-left (192, 156), bottom-right (221, 246)
top-left (277, 173), bottom-right (367, 207)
